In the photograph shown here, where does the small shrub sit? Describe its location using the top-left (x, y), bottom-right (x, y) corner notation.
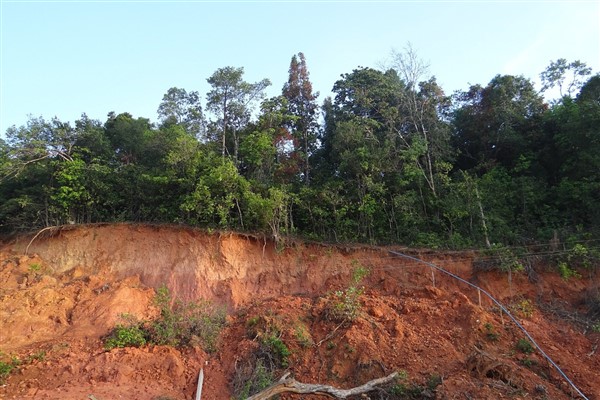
top-left (105, 323), bottom-right (147, 349)
top-left (25, 351), bottom-right (46, 363)
top-left (324, 264), bottom-right (369, 324)
top-left (397, 369), bottom-right (409, 380)
top-left (0, 361), bottom-right (15, 384)
top-left (478, 244), bottom-right (525, 273)
top-left (484, 322), bottom-right (500, 341)
top-left (388, 383), bottom-right (427, 398)
top-left (246, 314), bottom-right (291, 369)
top-left (512, 299), bottom-right (535, 318)
top-left (29, 263), bottom-right (42, 272)
top-left (246, 316), bottom-right (260, 327)
top-left (102, 287), bottom-right (226, 352)
top-left (516, 338), bottom-right (535, 354)
top-left (520, 357), bottom-right (537, 368)
top-left (0, 355), bottom-right (21, 384)
top-left (148, 286), bottom-right (226, 351)
top-left (558, 262), bottom-right (581, 280)
top-left (592, 322), bottom-right (600, 333)
top-left (235, 359), bottom-right (273, 400)
top-left (294, 323), bottom-right (313, 348)
top-left (260, 334), bottom-right (291, 368)
top-left (427, 373), bottom-right (443, 390)
top-left (389, 383), bottom-right (409, 396)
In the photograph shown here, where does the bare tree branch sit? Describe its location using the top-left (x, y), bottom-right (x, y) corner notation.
top-left (245, 371), bottom-right (398, 400)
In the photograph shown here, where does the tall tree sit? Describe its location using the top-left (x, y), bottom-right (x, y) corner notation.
top-left (104, 112), bottom-right (153, 165)
top-left (206, 67), bottom-right (270, 164)
top-left (157, 87), bottom-right (205, 138)
top-left (389, 45), bottom-right (452, 198)
top-left (282, 52), bottom-right (319, 184)
top-left (540, 58), bottom-right (592, 99)
top-left (452, 75), bottom-right (545, 172)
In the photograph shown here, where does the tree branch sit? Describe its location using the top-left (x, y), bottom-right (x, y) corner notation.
top-left (245, 371), bottom-right (398, 400)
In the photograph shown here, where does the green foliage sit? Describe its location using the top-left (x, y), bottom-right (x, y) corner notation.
top-left (294, 322), bottom-right (313, 348)
top-left (2, 60), bottom-right (600, 250)
top-left (325, 263), bottom-right (370, 324)
top-left (387, 370), bottom-right (442, 399)
top-left (427, 373), bottom-right (443, 391)
top-left (0, 361), bottom-right (16, 384)
top-left (0, 354), bottom-right (21, 384)
top-left (149, 286), bottom-right (226, 351)
top-left (516, 338), bottom-right (535, 354)
top-left (520, 357), bottom-right (537, 368)
top-left (25, 351), bottom-right (46, 363)
top-left (234, 359), bottom-right (274, 400)
top-left (105, 321), bottom-right (147, 349)
top-left (512, 299), bottom-right (535, 318)
top-left (246, 314), bottom-right (292, 369)
top-left (29, 263), bottom-right (42, 272)
top-left (235, 313), bottom-right (296, 398)
top-left (558, 262), bottom-right (581, 280)
top-left (484, 322), bottom-right (500, 342)
top-left (102, 287), bottom-right (225, 352)
top-left (260, 334), bottom-right (291, 368)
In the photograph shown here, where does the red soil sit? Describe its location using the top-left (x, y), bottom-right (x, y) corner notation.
top-left (0, 224), bottom-right (598, 399)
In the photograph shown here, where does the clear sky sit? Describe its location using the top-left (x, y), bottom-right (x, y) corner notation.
top-left (1, 0), bottom-right (599, 137)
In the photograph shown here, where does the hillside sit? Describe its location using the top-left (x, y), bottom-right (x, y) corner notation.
top-left (0, 224), bottom-right (598, 399)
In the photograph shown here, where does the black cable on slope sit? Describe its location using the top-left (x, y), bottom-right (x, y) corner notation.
top-left (388, 250), bottom-right (590, 400)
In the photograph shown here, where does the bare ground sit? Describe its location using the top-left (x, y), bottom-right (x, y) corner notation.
top-left (0, 224), bottom-right (598, 399)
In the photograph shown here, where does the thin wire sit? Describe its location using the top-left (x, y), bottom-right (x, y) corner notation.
top-left (387, 250), bottom-right (590, 400)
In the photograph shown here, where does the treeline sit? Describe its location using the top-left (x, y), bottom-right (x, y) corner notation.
top-left (1, 53), bottom-right (598, 248)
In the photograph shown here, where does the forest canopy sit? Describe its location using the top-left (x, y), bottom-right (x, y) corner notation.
top-left (1, 52), bottom-right (598, 249)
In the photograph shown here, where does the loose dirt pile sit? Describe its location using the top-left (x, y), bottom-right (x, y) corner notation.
top-left (0, 224), bottom-right (598, 399)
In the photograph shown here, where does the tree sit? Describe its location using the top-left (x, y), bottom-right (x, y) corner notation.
top-left (388, 45), bottom-right (452, 198)
top-left (239, 96), bottom-right (297, 185)
top-left (282, 53), bottom-right (319, 184)
top-left (104, 112), bottom-right (153, 165)
top-left (206, 67), bottom-right (271, 164)
top-left (3, 116), bottom-right (76, 176)
top-left (452, 75), bottom-right (545, 172)
top-left (157, 87), bottom-right (205, 138)
top-left (540, 58), bottom-right (592, 99)
top-left (577, 74), bottom-right (600, 104)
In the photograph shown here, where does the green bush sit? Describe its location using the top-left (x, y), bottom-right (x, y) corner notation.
top-left (235, 359), bottom-right (273, 400)
top-left (260, 334), bottom-right (291, 368)
top-left (0, 361), bottom-right (15, 384)
top-left (484, 322), bottom-right (500, 341)
top-left (103, 286), bottom-right (226, 352)
top-left (516, 338), bottom-right (535, 354)
top-left (105, 323), bottom-right (147, 349)
top-left (558, 262), bottom-right (581, 280)
top-left (294, 323), bottom-right (313, 348)
top-left (0, 355), bottom-right (21, 384)
top-left (148, 286), bottom-right (226, 351)
top-left (324, 264), bottom-right (369, 324)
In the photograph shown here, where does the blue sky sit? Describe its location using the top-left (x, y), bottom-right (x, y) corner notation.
top-left (1, 1), bottom-right (599, 137)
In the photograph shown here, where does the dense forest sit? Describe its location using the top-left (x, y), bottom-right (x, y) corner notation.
top-left (1, 52), bottom-right (598, 249)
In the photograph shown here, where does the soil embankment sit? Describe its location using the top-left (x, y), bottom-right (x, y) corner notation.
top-left (0, 224), bottom-right (598, 399)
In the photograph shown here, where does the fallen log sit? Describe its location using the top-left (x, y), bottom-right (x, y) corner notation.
top-left (245, 371), bottom-right (399, 400)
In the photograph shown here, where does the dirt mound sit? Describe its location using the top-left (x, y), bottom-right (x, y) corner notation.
top-left (0, 224), bottom-right (598, 399)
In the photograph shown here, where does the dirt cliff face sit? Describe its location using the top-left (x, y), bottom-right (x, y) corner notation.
top-left (0, 224), bottom-right (598, 399)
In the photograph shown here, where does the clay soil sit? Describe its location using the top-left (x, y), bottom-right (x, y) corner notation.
top-left (0, 224), bottom-right (598, 399)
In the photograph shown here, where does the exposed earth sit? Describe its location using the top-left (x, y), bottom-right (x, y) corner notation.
top-left (0, 224), bottom-right (598, 399)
